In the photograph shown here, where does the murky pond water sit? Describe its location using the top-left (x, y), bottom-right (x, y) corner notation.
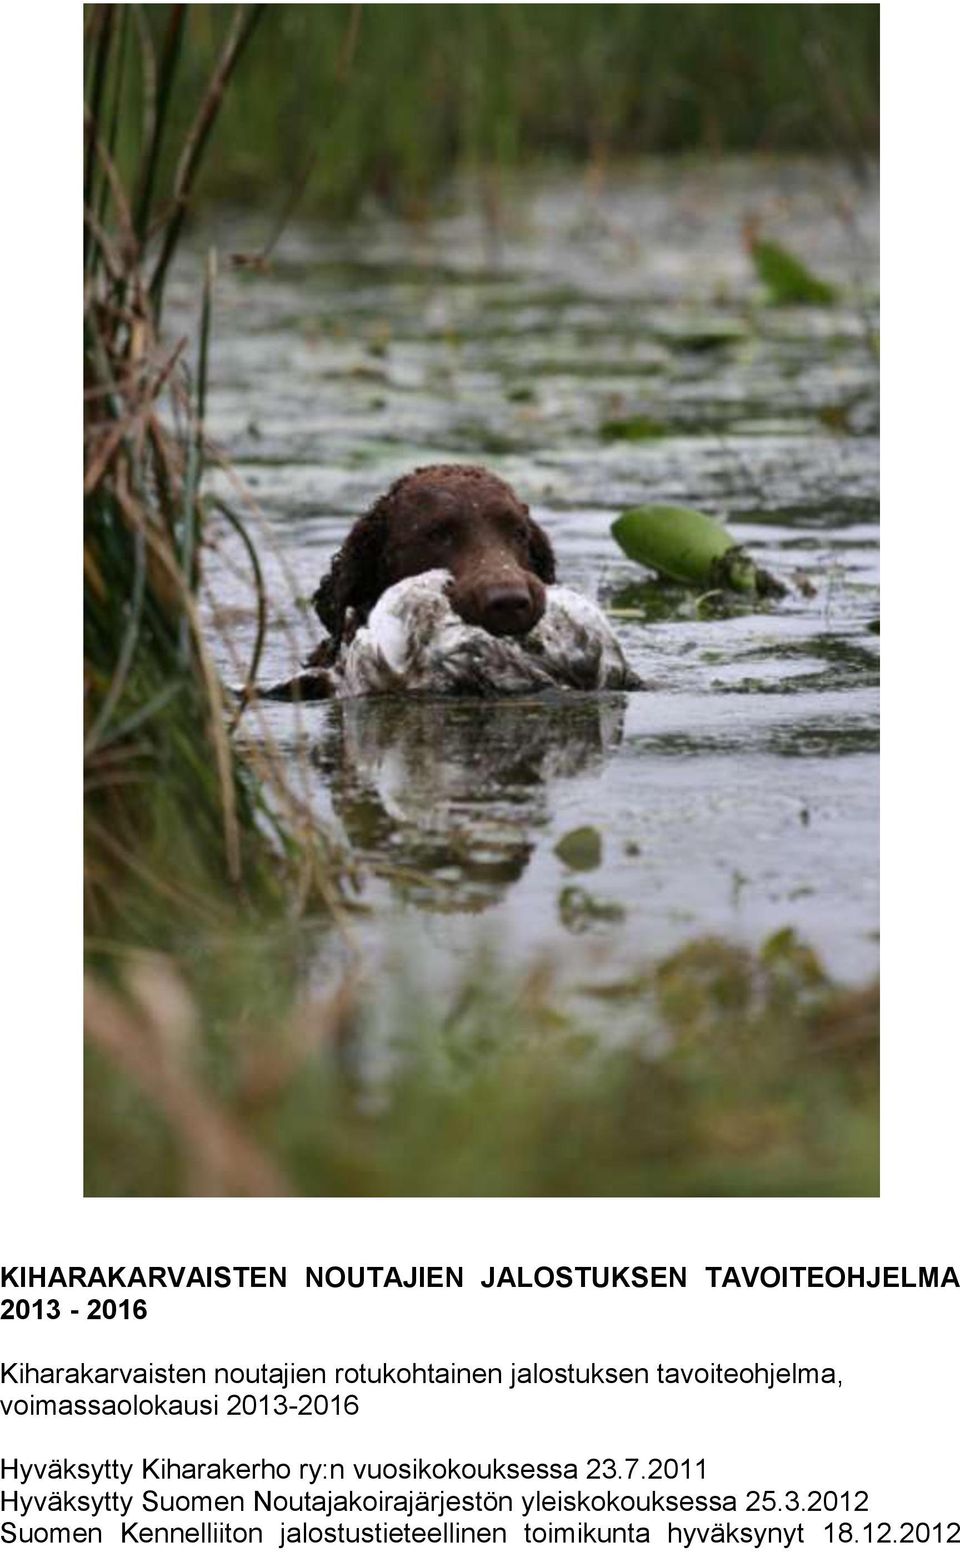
top-left (174, 159), bottom-right (878, 985)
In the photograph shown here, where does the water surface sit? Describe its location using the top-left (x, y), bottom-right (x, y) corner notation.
top-left (176, 159), bottom-right (878, 985)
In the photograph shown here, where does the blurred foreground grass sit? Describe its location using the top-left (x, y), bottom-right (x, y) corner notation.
top-left (86, 925), bottom-right (877, 1197)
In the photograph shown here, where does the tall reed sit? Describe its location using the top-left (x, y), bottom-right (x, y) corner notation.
top-left (83, 4), bottom-right (302, 938)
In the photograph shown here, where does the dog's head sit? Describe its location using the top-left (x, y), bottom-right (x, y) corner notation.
top-left (312, 464), bottom-right (556, 659)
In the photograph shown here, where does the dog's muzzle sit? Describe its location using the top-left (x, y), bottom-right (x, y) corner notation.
top-left (448, 572), bottom-right (547, 638)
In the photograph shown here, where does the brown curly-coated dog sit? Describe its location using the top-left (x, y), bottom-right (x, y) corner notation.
top-left (308, 464), bottom-right (556, 667)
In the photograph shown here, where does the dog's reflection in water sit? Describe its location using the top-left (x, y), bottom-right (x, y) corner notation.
top-left (312, 694), bottom-right (626, 912)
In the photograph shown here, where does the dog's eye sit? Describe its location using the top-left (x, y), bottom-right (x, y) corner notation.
top-left (495, 511), bottom-right (526, 539)
top-left (425, 523), bottom-right (454, 547)
top-left (503, 519), bottom-right (529, 549)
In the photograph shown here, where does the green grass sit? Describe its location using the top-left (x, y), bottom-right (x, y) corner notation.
top-left (85, 926), bottom-right (878, 1197)
top-left (103, 5), bottom-right (879, 220)
top-left (85, 6), bottom-right (338, 979)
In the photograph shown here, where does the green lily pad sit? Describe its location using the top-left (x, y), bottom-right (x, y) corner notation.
top-left (554, 825), bottom-right (603, 871)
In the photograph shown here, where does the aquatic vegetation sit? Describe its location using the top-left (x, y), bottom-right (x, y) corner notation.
top-left (554, 826), bottom-right (603, 872)
top-left (749, 237), bottom-right (839, 307)
top-left (612, 506), bottom-right (786, 599)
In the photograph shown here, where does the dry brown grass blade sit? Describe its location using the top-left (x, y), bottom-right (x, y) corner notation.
top-left (83, 205), bottom-right (127, 286)
top-left (84, 105), bottom-right (137, 253)
top-left (150, 5), bottom-right (265, 310)
top-left (83, 407), bottom-right (140, 495)
top-left (84, 543), bottom-right (107, 600)
top-left (85, 967), bottom-right (289, 1197)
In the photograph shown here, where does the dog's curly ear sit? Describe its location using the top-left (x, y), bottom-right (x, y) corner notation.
top-left (525, 510), bottom-right (557, 584)
top-left (311, 499), bottom-right (391, 657)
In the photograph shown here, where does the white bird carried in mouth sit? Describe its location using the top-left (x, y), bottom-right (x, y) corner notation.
top-left (264, 570), bottom-right (643, 700)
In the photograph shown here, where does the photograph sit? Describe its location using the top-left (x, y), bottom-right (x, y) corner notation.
top-left (83, 3), bottom-right (880, 1197)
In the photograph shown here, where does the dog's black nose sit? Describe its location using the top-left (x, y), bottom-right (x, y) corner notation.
top-left (450, 571), bottom-right (546, 638)
top-left (480, 583), bottom-right (541, 637)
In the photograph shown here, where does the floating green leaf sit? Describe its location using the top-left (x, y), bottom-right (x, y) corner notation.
top-left (751, 240), bottom-right (837, 306)
top-left (554, 826), bottom-right (603, 872)
top-left (611, 505), bottom-right (786, 598)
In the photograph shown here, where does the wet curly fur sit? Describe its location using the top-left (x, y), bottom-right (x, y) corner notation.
top-left (309, 464), bottom-right (556, 668)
